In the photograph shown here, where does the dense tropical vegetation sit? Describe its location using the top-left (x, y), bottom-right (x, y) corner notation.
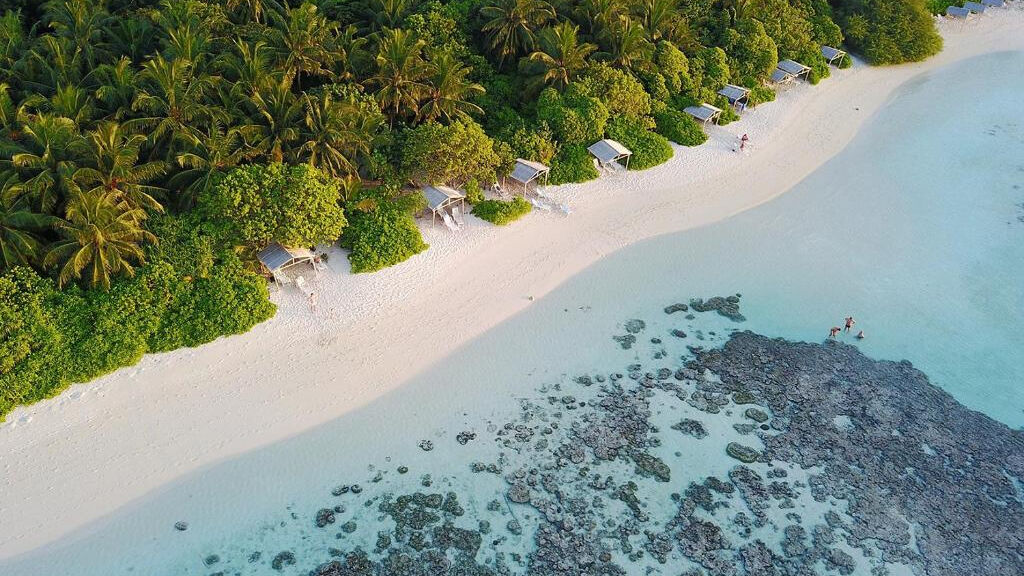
top-left (0, 0), bottom-right (944, 419)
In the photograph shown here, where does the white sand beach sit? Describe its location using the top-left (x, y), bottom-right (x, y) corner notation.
top-left (2, 8), bottom-right (1023, 559)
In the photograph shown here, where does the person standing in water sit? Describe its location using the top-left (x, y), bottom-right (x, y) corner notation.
top-left (829, 326), bottom-right (841, 339)
top-left (856, 330), bottom-right (865, 339)
top-left (844, 316), bottom-right (856, 333)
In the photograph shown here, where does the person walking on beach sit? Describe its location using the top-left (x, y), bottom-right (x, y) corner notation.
top-left (740, 133), bottom-right (749, 151)
top-left (308, 291), bottom-right (318, 312)
top-left (844, 316), bottom-right (856, 333)
top-left (829, 326), bottom-right (841, 339)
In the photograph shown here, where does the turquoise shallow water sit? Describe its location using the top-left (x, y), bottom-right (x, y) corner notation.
top-left (2, 51), bottom-right (1023, 575)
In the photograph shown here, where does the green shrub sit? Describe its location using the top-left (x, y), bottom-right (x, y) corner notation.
top-left (654, 40), bottom-right (691, 95)
top-left (549, 144), bottom-right (600, 185)
top-left (606, 117), bottom-right (674, 170)
top-left (0, 214), bottom-right (276, 422)
top-left (342, 202), bottom-right (429, 273)
top-left (200, 163), bottom-right (347, 248)
top-left (580, 64), bottom-right (652, 120)
top-left (536, 84), bottom-right (608, 145)
top-left (924, 0), bottom-right (957, 15)
top-left (465, 178), bottom-right (485, 204)
top-left (398, 120), bottom-right (503, 185)
top-left (716, 97), bottom-right (741, 125)
top-left (748, 85), bottom-right (777, 107)
top-left (834, 0), bottom-right (942, 65)
top-left (471, 197), bottom-right (533, 226)
top-left (653, 105), bottom-right (707, 147)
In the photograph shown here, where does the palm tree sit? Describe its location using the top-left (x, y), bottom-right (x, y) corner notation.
top-left (298, 92), bottom-right (380, 178)
top-left (43, 0), bottom-right (111, 70)
top-left (419, 50), bottom-right (485, 123)
top-left (162, 18), bottom-right (214, 68)
top-left (368, 28), bottom-right (427, 125)
top-left (267, 2), bottom-right (340, 88)
top-left (599, 16), bottom-right (653, 69)
top-left (638, 0), bottom-right (678, 42)
top-left (93, 57), bottom-right (138, 120)
top-left (8, 114), bottom-right (84, 215)
top-left (722, 0), bottom-right (752, 26)
top-left (105, 15), bottom-right (157, 63)
top-left (575, 0), bottom-right (624, 38)
top-left (169, 120), bottom-right (250, 209)
top-left (130, 55), bottom-right (218, 159)
top-left (226, 0), bottom-right (284, 24)
top-left (0, 173), bottom-right (54, 270)
top-left (44, 189), bottom-right (155, 290)
top-left (17, 36), bottom-right (86, 96)
top-left (480, 0), bottom-right (556, 68)
top-left (0, 11), bottom-right (28, 82)
top-left (220, 40), bottom-right (277, 98)
top-left (334, 24), bottom-right (369, 85)
top-left (73, 122), bottom-right (166, 214)
top-left (528, 22), bottom-right (596, 90)
top-left (241, 78), bottom-right (304, 163)
top-left (35, 84), bottom-right (95, 128)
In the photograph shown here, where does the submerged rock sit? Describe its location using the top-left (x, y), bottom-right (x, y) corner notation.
top-left (271, 551), bottom-right (295, 571)
top-left (726, 442), bottom-right (762, 463)
top-left (664, 303), bottom-right (689, 314)
top-left (672, 418), bottom-right (708, 439)
top-left (693, 331), bottom-right (1024, 576)
top-left (690, 295), bottom-right (746, 322)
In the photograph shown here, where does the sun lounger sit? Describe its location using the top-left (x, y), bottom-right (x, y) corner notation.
top-left (452, 205), bottom-right (466, 226)
top-left (442, 212), bottom-right (459, 231)
top-left (295, 275), bottom-right (314, 296)
top-left (530, 197), bottom-right (552, 211)
top-left (559, 203), bottom-right (572, 216)
top-left (273, 271), bottom-right (292, 287)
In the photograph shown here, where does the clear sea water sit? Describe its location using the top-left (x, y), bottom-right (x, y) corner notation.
top-left (2, 51), bottom-right (1023, 575)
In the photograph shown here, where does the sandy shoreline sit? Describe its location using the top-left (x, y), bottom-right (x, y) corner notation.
top-left (2, 9), bottom-right (1023, 559)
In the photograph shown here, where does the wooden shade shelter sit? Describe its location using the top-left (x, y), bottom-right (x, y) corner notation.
top-left (718, 84), bottom-right (751, 111)
top-left (421, 186), bottom-right (466, 226)
top-left (587, 139), bottom-right (632, 170)
top-left (258, 242), bottom-right (316, 284)
top-left (821, 46), bottom-right (846, 66)
top-left (946, 5), bottom-right (972, 18)
top-left (963, 1), bottom-right (986, 12)
top-left (980, 0), bottom-right (1004, 7)
top-left (684, 103), bottom-right (723, 126)
top-left (423, 185), bottom-right (467, 226)
top-left (776, 59), bottom-right (811, 83)
top-left (506, 158), bottom-right (551, 193)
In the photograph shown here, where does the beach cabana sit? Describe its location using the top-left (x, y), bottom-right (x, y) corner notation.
top-left (684, 103), bottom-right (723, 126)
top-left (981, 0), bottom-right (1004, 7)
top-left (506, 158), bottom-right (550, 193)
top-left (587, 139), bottom-right (632, 170)
top-left (423, 185), bottom-right (466, 227)
top-left (945, 5), bottom-right (972, 18)
top-left (258, 242), bottom-right (316, 285)
top-left (821, 46), bottom-right (846, 66)
top-left (963, 1), bottom-right (986, 12)
top-left (718, 84), bottom-right (750, 111)
top-left (776, 59), bottom-right (812, 83)
top-left (770, 68), bottom-right (792, 85)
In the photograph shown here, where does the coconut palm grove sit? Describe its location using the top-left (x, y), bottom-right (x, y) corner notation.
top-left (0, 0), bottom-right (942, 419)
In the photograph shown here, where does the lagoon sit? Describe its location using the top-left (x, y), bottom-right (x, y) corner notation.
top-left (2, 51), bottom-right (1022, 576)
